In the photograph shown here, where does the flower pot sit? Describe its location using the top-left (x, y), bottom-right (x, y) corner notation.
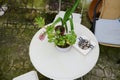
top-left (56, 45), bottom-right (71, 52)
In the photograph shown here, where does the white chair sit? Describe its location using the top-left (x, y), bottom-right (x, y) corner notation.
top-left (91, 0), bottom-right (120, 47)
top-left (52, 1), bottom-right (86, 80)
top-left (13, 71), bottom-right (39, 80)
top-left (0, 4), bottom-right (8, 16)
top-left (95, 18), bottom-right (120, 47)
top-left (51, 6), bottom-right (84, 80)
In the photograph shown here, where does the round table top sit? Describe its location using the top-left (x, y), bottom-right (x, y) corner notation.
top-left (29, 23), bottom-right (99, 80)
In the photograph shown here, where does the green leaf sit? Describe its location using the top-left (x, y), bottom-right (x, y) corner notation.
top-left (69, 17), bottom-right (74, 30)
top-left (63, 9), bottom-right (71, 25)
top-left (64, 22), bottom-right (68, 33)
top-left (46, 25), bottom-right (54, 34)
top-left (70, 0), bottom-right (80, 14)
top-left (35, 17), bottom-right (45, 28)
top-left (52, 17), bottom-right (63, 26)
top-left (63, 0), bottom-right (80, 25)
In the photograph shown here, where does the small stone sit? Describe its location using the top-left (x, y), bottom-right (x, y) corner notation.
top-left (104, 67), bottom-right (112, 78)
top-left (98, 64), bottom-right (105, 69)
top-left (91, 68), bottom-right (105, 77)
top-left (102, 78), bottom-right (110, 80)
top-left (90, 75), bottom-right (102, 80)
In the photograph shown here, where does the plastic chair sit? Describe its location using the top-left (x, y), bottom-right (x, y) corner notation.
top-left (0, 4), bottom-right (8, 16)
top-left (90, 0), bottom-right (120, 64)
top-left (52, 1), bottom-right (86, 80)
top-left (91, 0), bottom-right (120, 47)
top-left (13, 71), bottom-right (39, 80)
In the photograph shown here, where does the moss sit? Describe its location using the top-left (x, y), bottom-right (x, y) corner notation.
top-left (0, 0), bottom-right (120, 80)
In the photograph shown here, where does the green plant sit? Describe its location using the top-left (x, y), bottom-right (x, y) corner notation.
top-left (51, 0), bottom-right (80, 33)
top-left (35, 0), bottom-right (80, 48)
top-left (46, 25), bottom-right (77, 47)
top-left (35, 17), bottom-right (45, 28)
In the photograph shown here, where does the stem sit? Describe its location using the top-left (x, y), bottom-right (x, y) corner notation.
top-left (65, 23), bottom-right (68, 33)
top-left (69, 17), bottom-right (74, 30)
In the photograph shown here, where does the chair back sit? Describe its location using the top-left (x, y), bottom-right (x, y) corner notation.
top-left (89, 0), bottom-right (120, 47)
top-left (13, 71), bottom-right (39, 80)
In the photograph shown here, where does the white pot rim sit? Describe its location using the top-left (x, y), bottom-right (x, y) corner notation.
top-left (56, 45), bottom-right (71, 52)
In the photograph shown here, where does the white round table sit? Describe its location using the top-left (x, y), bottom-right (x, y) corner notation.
top-left (29, 23), bottom-right (99, 80)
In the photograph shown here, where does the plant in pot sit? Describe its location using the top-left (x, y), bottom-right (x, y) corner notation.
top-left (35, 0), bottom-right (80, 51)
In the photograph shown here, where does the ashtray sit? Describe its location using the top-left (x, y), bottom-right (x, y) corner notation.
top-left (78, 37), bottom-right (94, 50)
top-left (73, 36), bottom-right (96, 55)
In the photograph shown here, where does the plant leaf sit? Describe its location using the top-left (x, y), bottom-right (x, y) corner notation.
top-left (35, 17), bottom-right (45, 28)
top-left (63, 0), bottom-right (80, 25)
top-left (52, 17), bottom-right (63, 26)
top-left (69, 17), bottom-right (74, 30)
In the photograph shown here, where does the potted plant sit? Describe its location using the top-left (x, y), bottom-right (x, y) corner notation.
top-left (35, 0), bottom-right (80, 51)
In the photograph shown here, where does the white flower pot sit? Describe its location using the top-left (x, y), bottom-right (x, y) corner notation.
top-left (56, 46), bottom-right (71, 52)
